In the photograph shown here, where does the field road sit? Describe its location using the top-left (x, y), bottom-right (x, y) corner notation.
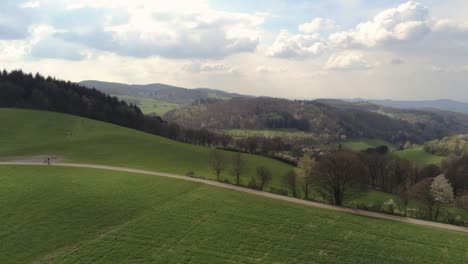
top-left (1, 161), bottom-right (467, 234)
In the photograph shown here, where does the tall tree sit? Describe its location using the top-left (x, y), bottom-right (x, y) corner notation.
top-left (209, 149), bottom-right (228, 181)
top-left (317, 150), bottom-right (364, 206)
top-left (284, 170), bottom-right (299, 198)
top-left (443, 155), bottom-right (468, 196)
top-left (256, 166), bottom-right (272, 191)
top-left (409, 177), bottom-right (436, 220)
top-left (297, 155), bottom-right (316, 200)
top-left (231, 152), bottom-right (248, 185)
top-left (431, 175), bottom-right (454, 221)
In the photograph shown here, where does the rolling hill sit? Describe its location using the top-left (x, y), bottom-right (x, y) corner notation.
top-left (350, 99), bottom-right (468, 114)
top-left (0, 108), bottom-right (292, 189)
top-left (1, 165), bottom-right (467, 264)
top-left (80, 80), bottom-right (248, 105)
top-left (165, 97), bottom-right (468, 145)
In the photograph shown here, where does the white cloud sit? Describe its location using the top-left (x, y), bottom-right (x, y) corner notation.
top-left (329, 1), bottom-right (430, 48)
top-left (299, 18), bottom-right (336, 34)
top-left (183, 62), bottom-right (235, 73)
top-left (325, 52), bottom-right (371, 71)
top-left (19, 1), bottom-right (40, 9)
top-left (390, 58), bottom-right (404, 65)
top-left (268, 30), bottom-right (327, 59)
top-left (256, 65), bottom-right (282, 74)
top-left (53, 8), bottom-right (266, 59)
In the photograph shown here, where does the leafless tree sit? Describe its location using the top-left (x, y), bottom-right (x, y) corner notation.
top-left (209, 149), bottom-right (228, 181)
top-left (284, 170), bottom-right (299, 198)
top-left (316, 150), bottom-right (363, 206)
top-left (409, 177), bottom-right (435, 220)
top-left (231, 152), bottom-right (248, 185)
top-left (256, 166), bottom-right (272, 190)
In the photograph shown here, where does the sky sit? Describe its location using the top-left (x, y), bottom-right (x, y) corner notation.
top-left (1, 0), bottom-right (468, 100)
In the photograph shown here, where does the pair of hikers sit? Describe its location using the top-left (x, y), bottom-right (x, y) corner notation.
top-left (43, 157), bottom-right (51, 165)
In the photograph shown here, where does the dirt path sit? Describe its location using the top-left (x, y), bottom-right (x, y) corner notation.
top-left (1, 161), bottom-right (467, 234)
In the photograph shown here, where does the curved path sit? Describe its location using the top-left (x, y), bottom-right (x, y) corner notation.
top-left (1, 161), bottom-right (467, 234)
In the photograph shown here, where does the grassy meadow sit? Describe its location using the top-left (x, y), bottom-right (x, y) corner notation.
top-left (0, 108), bottom-right (293, 189)
top-left (1, 165), bottom-right (467, 264)
top-left (224, 129), bottom-right (315, 140)
top-left (342, 139), bottom-right (395, 152)
top-left (393, 147), bottom-right (446, 165)
top-left (116, 95), bottom-right (181, 115)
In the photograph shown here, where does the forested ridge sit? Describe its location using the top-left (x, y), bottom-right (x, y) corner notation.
top-left (0, 69), bottom-right (175, 138)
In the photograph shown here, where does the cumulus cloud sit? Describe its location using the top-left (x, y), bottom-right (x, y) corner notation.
top-left (327, 0), bottom-right (468, 57)
top-left (299, 18), bottom-right (336, 34)
top-left (329, 1), bottom-right (431, 48)
top-left (325, 52), bottom-right (371, 71)
top-left (268, 30), bottom-right (327, 59)
top-left (52, 9), bottom-right (264, 59)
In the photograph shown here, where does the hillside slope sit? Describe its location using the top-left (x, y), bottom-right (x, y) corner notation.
top-left (353, 99), bottom-right (468, 114)
top-left (165, 97), bottom-right (468, 145)
top-left (1, 165), bottom-right (467, 264)
top-left (80, 80), bottom-right (248, 105)
top-left (0, 108), bottom-right (292, 187)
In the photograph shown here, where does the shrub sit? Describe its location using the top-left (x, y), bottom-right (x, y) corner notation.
top-left (269, 187), bottom-right (289, 196)
top-left (221, 178), bottom-right (231, 184)
top-left (383, 199), bottom-right (398, 214)
top-left (247, 177), bottom-right (259, 190)
top-left (186, 171), bottom-right (195, 177)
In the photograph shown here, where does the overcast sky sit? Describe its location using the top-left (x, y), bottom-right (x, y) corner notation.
top-left (1, 0), bottom-right (468, 100)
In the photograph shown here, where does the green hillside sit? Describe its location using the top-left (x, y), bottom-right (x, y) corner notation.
top-left (1, 165), bottom-right (467, 264)
top-left (0, 108), bottom-right (292, 188)
top-left (393, 147), bottom-right (446, 165)
top-left (342, 139), bottom-right (395, 152)
top-left (116, 95), bottom-right (181, 115)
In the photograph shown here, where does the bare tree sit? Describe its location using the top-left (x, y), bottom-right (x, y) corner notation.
top-left (360, 153), bottom-right (387, 189)
top-left (256, 166), bottom-right (272, 190)
top-left (231, 152), bottom-right (248, 185)
top-left (443, 155), bottom-right (468, 196)
top-left (409, 177), bottom-right (435, 220)
top-left (298, 155), bottom-right (317, 200)
top-left (316, 150), bottom-right (363, 206)
top-left (209, 149), bottom-right (228, 181)
top-left (284, 170), bottom-right (298, 198)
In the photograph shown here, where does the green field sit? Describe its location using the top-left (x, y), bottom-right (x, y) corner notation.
top-left (1, 165), bottom-right (467, 264)
top-left (342, 139), bottom-right (395, 152)
top-left (0, 108), bottom-right (292, 189)
top-left (225, 129), bottom-right (315, 139)
top-left (116, 95), bottom-right (181, 115)
top-left (393, 147), bottom-right (446, 165)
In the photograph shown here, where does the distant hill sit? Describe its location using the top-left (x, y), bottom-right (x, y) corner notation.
top-left (79, 80), bottom-right (249, 105)
top-left (347, 99), bottom-right (468, 114)
top-left (166, 97), bottom-right (468, 145)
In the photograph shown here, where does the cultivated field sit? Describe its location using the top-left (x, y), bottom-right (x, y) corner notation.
top-left (1, 165), bottom-right (467, 264)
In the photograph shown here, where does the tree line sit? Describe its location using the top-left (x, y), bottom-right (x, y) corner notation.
top-left (208, 145), bottom-right (468, 225)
